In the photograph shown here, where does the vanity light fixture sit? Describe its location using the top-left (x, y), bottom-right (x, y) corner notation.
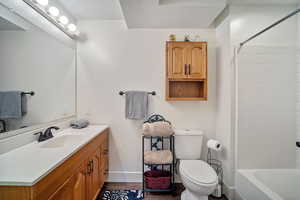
top-left (23, 0), bottom-right (79, 39)
top-left (59, 16), bottom-right (69, 25)
top-left (68, 24), bottom-right (77, 32)
top-left (48, 6), bottom-right (59, 17)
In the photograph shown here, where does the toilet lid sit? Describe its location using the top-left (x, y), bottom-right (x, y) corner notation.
top-left (180, 160), bottom-right (217, 185)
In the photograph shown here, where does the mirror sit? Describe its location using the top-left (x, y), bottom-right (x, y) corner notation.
top-left (0, 7), bottom-right (76, 136)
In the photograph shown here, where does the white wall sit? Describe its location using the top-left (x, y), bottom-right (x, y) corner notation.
top-left (77, 20), bottom-right (217, 181)
top-left (231, 5), bottom-right (297, 169)
top-left (216, 17), bottom-right (235, 194)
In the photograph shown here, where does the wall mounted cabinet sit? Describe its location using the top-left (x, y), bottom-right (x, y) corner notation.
top-left (166, 41), bottom-right (208, 101)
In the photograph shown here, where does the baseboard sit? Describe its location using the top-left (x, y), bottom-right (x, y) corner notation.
top-left (222, 183), bottom-right (233, 200)
top-left (108, 171), bottom-right (142, 182)
top-left (234, 191), bottom-right (244, 200)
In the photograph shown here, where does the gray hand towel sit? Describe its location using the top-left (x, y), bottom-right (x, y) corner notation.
top-left (0, 91), bottom-right (27, 119)
top-left (70, 119), bottom-right (90, 129)
top-left (125, 91), bottom-right (149, 120)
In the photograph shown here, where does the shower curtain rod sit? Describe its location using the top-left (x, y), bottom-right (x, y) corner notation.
top-left (240, 8), bottom-right (300, 47)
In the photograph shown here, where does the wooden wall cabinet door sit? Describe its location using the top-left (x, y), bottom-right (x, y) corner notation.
top-left (167, 42), bottom-right (189, 79)
top-left (187, 43), bottom-right (207, 79)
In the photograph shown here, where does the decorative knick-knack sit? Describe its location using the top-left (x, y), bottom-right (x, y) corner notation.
top-left (184, 35), bottom-right (191, 42)
top-left (169, 34), bottom-right (176, 41)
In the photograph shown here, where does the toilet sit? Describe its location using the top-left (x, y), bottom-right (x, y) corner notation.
top-left (175, 130), bottom-right (218, 200)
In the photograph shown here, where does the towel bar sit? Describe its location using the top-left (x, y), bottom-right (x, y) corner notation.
top-left (21, 91), bottom-right (35, 96)
top-left (119, 91), bottom-right (156, 96)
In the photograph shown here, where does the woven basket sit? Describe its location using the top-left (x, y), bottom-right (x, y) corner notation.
top-left (144, 170), bottom-right (171, 190)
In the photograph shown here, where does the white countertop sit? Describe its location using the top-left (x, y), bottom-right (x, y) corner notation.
top-left (0, 125), bottom-right (109, 186)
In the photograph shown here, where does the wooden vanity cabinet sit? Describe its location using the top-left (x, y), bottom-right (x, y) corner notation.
top-left (0, 129), bottom-right (109, 200)
top-left (166, 41), bottom-right (208, 101)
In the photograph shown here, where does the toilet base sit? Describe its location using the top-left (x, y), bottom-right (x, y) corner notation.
top-left (181, 189), bottom-right (208, 200)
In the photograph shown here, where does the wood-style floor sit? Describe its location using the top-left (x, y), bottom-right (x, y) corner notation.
top-left (99, 182), bottom-right (228, 200)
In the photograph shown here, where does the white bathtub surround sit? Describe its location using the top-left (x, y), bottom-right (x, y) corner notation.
top-left (0, 125), bottom-right (108, 186)
top-left (237, 169), bottom-right (300, 200)
top-left (77, 20), bottom-right (217, 182)
top-left (215, 5), bottom-right (298, 199)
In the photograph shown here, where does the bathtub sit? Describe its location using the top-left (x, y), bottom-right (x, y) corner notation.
top-left (236, 169), bottom-right (300, 200)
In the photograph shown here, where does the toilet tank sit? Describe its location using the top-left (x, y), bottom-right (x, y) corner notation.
top-left (175, 129), bottom-right (204, 160)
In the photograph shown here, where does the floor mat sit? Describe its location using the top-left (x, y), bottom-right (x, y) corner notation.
top-left (100, 190), bottom-right (143, 200)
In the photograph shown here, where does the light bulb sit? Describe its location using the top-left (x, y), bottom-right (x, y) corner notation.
top-left (35, 0), bottom-right (48, 6)
top-left (59, 16), bottom-right (69, 25)
top-left (48, 6), bottom-right (59, 17)
top-left (67, 24), bottom-right (77, 32)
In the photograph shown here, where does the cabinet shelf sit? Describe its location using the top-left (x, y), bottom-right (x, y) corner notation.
top-left (143, 187), bottom-right (175, 193)
top-left (167, 80), bottom-right (207, 100)
top-left (166, 97), bottom-right (207, 101)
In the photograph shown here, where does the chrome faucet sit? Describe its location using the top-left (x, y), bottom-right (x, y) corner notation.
top-left (35, 126), bottom-right (60, 142)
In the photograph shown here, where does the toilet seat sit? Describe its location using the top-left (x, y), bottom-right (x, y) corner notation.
top-left (180, 160), bottom-right (218, 186)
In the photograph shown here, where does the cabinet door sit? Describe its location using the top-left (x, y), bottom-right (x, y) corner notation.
top-left (87, 149), bottom-right (101, 200)
top-left (73, 163), bottom-right (87, 200)
top-left (188, 43), bottom-right (207, 79)
top-left (167, 43), bottom-right (189, 79)
top-left (47, 177), bottom-right (74, 200)
top-left (48, 163), bottom-right (87, 200)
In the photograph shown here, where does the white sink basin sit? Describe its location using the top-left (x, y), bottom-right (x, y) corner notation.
top-left (40, 135), bottom-right (85, 148)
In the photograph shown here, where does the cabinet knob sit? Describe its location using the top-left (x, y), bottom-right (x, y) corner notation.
top-left (184, 64), bottom-right (187, 75)
top-left (103, 149), bottom-right (109, 155)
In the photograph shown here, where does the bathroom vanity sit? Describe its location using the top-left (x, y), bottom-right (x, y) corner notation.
top-left (0, 125), bottom-right (109, 200)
